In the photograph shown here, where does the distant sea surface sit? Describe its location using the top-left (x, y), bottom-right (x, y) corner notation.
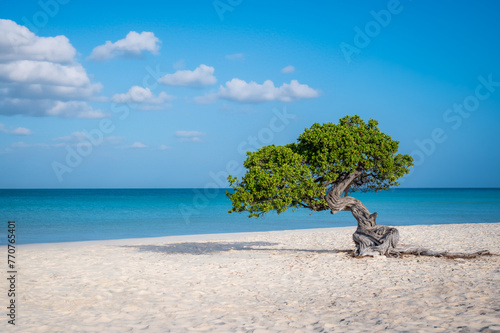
top-left (1, 188), bottom-right (499, 245)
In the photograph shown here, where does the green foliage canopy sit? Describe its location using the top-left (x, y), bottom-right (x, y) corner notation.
top-left (227, 115), bottom-right (414, 217)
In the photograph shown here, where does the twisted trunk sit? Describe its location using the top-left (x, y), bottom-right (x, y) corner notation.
top-left (325, 165), bottom-right (399, 256)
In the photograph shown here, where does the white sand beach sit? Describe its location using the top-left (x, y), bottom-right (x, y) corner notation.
top-left (9, 223), bottom-right (500, 332)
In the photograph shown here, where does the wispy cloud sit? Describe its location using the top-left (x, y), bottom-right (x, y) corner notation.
top-left (11, 141), bottom-right (31, 148)
top-left (174, 130), bottom-right (204, 143)
top-left (8, 133), bottom-right (122, 151)
top-left (126, 142), bottom-right (148, 149)
top-left (158, 65), bottom-right (216, 87)
top-left (104, 136), bottom-right (124, 145)
top-left (159, 144), bottom-right (170, 150)
top-left (52, 132), bottom-right (123, 147)
top-left (10, 141), bottom-right (50, 149)
top-left (0, 123), bottom-right (33, 136)
top-left (53, 131), bottom-right (89, 143)
top-left (281, 65), bottom-right (295, 74)
top-left (225, 53), bottom-right (244, 60)
top-left (173, 59), bottom-right (186, 70)
top-left (88, 31), bottom-right (160, 61)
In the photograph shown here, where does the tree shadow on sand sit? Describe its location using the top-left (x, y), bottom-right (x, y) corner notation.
top-left (123, 242), bottom-right (353, 255)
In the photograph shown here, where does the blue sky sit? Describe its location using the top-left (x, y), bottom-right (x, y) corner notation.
top-left (0, 0), bottom-right (499, 188)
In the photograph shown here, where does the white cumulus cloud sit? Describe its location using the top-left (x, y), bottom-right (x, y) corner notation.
top-left (158, 64), bottom-right (216, 87)
top-left (217, 79), bottom-right (319, 103)
top-left (0, 19), bottom-right (76, 63)
top-left (0, 60), bottom-right (91, 87)
top-left (88, 31), bottom-right (160, 61)
top-left (45, 101), bottom-right (104, 118)
top-left (0, 99), bottom-right (104, 118)
top-left (0, 19), bottom-right (103, 118)
top-left (112, 86), bottom-right (175, 106)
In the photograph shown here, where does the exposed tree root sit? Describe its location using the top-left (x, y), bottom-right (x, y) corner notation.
top-left (389, 246), bottom-right (492, 259)
top-left (344, 245), bottom-right (491, 259)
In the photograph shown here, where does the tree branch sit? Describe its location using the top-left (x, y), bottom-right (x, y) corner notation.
top-left (292, 200), bottom-right (310, 209)
top-left (327, 165), bottom-right (363, 201)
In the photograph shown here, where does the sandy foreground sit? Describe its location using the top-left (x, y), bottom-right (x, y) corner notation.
top-left (6, 223), bottom-right (500, 332)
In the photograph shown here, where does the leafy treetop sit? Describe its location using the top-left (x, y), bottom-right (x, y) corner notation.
top-left (227, 115), bottom-right (413, 217)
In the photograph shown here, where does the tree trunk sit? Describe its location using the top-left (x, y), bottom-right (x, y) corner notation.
top-left (325, 166), bottom-right (399, 256)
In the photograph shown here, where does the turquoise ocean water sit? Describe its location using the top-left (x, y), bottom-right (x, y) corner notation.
top-left (1, 188), bottom-right (499, 245)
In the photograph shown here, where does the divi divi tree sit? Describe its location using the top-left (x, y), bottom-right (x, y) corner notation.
top-left (227, 115), bottom-right (414, 256)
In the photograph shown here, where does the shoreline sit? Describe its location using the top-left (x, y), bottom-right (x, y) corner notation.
top-left (6, 188), bottom-right (500, 247)
top-left (18, 221), bottom-right (500, 249)
top-left (18, 226), bottom-right (356, 249)
top-left (14, 223), bottom-right (500, 332)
